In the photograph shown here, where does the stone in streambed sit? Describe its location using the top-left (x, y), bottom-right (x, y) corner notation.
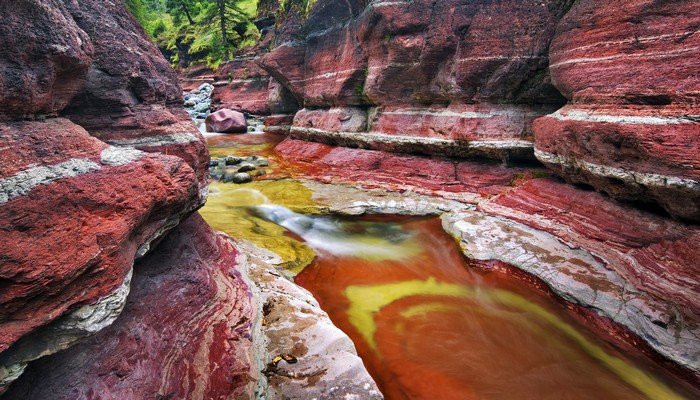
top-left (205, 109), bottom-right (248, 133)
top-left (224, 156), bottom-right (244, 165)
top-left (237, 163), bottom-right (257, 173)
top-left (224, 172), bottom-right (253, 184)
top-left (193, 102), bottom-right (210, 113)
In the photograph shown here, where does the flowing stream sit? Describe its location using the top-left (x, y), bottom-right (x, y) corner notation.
top-left (200, 135), bottom-right (698, 400)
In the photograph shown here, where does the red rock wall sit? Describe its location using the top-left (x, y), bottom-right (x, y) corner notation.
top-left (533, 0), bottom-right (700, 222)
top-left (254, 0), bottom-right (574, 159)
top-left (58, 0), bottom-right (210, 186)
top-left (0, 0), bottom-right (211, 393)
top-left (0, 0), bottom-right (93, 119)
top-left (2, 213), bottom-right (257, 400)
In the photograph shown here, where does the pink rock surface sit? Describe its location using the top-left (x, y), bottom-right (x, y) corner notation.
top-left (533, 0), bottom-right (700, 221)
top-left (275, 137), bottom-right (528, 201)
top-left (57, 0), bottom-right (210, 186)
top-left (288, 104), bottom-right (557, 161)
top-left (0, 119), bottom-right (203, 391)
top-left (3, 213), bottom-right (257, 399)
top-left (0, 0), bottom-right (93, 120)
top-left (205, 108), bottom-right (248, 133)
top-left (212, 57), bottom-right (271, 115)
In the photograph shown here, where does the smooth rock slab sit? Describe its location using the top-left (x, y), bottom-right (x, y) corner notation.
top-left (236, 240), bottom-right (383, 400)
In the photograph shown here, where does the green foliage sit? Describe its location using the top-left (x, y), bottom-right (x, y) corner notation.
top-left (124, 0), bottom-right (147, 25)
top-left (128, 0), bottom-right (261, 69)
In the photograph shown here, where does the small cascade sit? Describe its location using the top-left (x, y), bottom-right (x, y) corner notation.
top-left (252, 204), bottom-right (420, 261)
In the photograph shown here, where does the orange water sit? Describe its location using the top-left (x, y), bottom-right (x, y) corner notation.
top-left (294, 216), bottom-right (697, 400)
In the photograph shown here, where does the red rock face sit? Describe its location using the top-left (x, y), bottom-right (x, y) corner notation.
top-left (211, 57), bottom-right (272, 115)
top-left (57, 0), bottom-right (210, 185)
top-left (0, 119), bottom-right (203, 392)
top-left (256, 0), bottom-right (573, 161)
top-left (2, 213), bottom-right (257, 399)
top-left (275, 137), bottom-right (527, 201)
top-left (205, 109), bottom-right (248, 133)
top-left (0, 0), bottom-right (211, 392)
top-left (477, 178), bottom-right (700, 376)
top-left (0, 0), bottom-right (93, 120)
top-left (533, 0), bottom-right (700, 222)
top-left (179, 64), bottom-right (216, 91)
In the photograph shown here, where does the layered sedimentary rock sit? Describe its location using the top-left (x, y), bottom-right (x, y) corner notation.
top-left (259, 0), bottom-right (574, 160)
top-left (4, 215), bottom-right (383, 399)
top-left (0, 119), bottom-right (203, 392)
top-left (469, 178), bottom-right (700, 373)
top-left (0, 0), bottom-right (208, 393)
top-left (272, 139), bottom-right (700, 378)
top-left (275, 137), bottom-right (530, 203)
top-left (212, 56), bottom-right (273, 115)
top-left (3, 214), bottom-right (257, 399)
top-left (59, 0), bottom-right (210, 185)
top-left (533, 0), bottom-right (700, 221)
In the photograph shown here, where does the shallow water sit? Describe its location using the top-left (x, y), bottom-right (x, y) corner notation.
top-left (284, 212), bottom-right (694, 400)
top-left (200, 135), bottom-right (698, 400)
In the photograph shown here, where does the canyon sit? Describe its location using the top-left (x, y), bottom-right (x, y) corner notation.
top-left (1, 0), bottom-right (698, 399)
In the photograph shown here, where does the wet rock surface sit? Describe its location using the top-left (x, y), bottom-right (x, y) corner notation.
top-left (271, 138), bottom-right (700, 382)
top-left (210, 154), bottom-right (270, 184)
top-left (237, 240), bottom-right (383, 400)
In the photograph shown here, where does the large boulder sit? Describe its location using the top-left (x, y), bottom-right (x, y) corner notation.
top-left (533, 0), bottom-right (700, 222)
top-left (205, 108), bottom-right (248, 133)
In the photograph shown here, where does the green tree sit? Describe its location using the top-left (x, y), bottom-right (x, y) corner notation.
top-left (124, 0), bottom-right (147, 25)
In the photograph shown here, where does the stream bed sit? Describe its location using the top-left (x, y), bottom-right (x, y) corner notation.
top-left (200, 132), bottom-right (697, 400)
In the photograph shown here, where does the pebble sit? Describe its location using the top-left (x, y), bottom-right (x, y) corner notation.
top-left (238, 163), bottom-right (257, 172)
top-left (231, 172), bottom-right (253, 183)
top-left (225, 156), bottom-right (244, 165)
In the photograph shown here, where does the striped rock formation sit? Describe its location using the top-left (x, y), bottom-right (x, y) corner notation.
top-left (212, 56), bottom-right (273, 115)
top-left (0, 0), bottom-right (208, 393)
top-left (58, 0), bottom-right (210, 186)
top-left (3, 214), bottom-right (258, 399)
top-left (533, 0), bottom-right (700, 222)
top-left (259, 0), bottom-right (575, 160)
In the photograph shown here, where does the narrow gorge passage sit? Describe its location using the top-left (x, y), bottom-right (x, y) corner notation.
top-left (200, 132), bottom-right (698, 400)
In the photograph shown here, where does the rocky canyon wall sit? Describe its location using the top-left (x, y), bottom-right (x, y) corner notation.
top-left (0, 0), bottom-right (209, 392)
top-left (533, 0), bottom-right (700, 222)
top-left (212, 0), bottom-right (699, 222)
